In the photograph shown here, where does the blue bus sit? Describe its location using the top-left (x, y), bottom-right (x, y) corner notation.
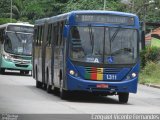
top-left (33, 10), bottom-right (140, 103)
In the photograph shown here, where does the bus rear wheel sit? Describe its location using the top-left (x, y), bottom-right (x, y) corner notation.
top-left (118, 92), bottom-right (129, 104)
top-left (35, 69), bottom-right (42, 88)
top-left (46, 71), bottom-right (52, 93)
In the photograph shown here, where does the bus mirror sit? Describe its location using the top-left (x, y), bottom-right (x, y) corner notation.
top-left (63, 25), bottom-right (69, 38)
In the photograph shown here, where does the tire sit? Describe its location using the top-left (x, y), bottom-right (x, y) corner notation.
top-left (46, 71), bottom-right (52, 93)
top-left (118, 92), bottom-right (129, 104)
top-left (35, 68), bottom-right (42, 88)
top-left (46, 82), bottom-right (52, 93)
top-left (0, 68), bottom-right (5, 74)
top-left (60, 80), bottom-right (68, 100)
top-left (36, 80), bottom-right (42, 88)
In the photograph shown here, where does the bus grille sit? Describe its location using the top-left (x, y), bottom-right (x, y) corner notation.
top-left (85, 67), bottom-right (121, 74)
top-left (84, 67), bottom-right (122, 80)
top-left (13, 59), bottom-right (31, 64)
top-left (15, 64), bottom-right (29, 68)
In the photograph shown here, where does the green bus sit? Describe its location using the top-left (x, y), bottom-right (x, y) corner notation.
top-left (0, 23), bottom-right (34, 74)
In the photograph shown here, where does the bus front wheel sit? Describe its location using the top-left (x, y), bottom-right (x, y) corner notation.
top-left (118, 92), bottom-right (129, 104)
top-left (60, 80), bottom-right (68, 100)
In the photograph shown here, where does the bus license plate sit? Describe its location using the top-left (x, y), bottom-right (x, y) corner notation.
top-left (96, 84), bottom-right (108, 88)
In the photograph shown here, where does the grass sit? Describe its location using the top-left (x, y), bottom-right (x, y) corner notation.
top-left (139, 39), bottom-right (160, 85)
top-left (151, 38), bottom-right (160, 47)
top-left (139, 62), bottom-right (160, 85)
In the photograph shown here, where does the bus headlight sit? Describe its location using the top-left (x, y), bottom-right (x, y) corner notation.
top-left (2, 53), bottom-right (12, 61)
top-left (131, 73), bottom-right (137, 78)
top-left (126, 72), bottom-right (137, 80)
top-left (69, 70), bottom-right (75, 75)
top-left (4, 55), bottom-right (8, 59)
top-left (69, 70), bottom-right (78, 77)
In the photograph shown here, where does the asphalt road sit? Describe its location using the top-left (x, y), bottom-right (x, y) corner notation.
top-left (0, 71), bottom-right (160, 116)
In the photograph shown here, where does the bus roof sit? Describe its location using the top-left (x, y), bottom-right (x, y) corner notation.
top-left (70, 10), bottom-right (137, 17)
top-left (35, 10), bottom-right (138, 25)
top-left (35, 18), bottom-right (50, 25)
top-left (0, 23), bottom-right (34, 29)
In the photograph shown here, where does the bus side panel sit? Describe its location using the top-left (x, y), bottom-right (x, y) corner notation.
top-left (34, 46), bottom-right (42, 82)
top-left (45, 47), bottom-right (52, 84)
top-left (53, 46), bottom-right (60, 87)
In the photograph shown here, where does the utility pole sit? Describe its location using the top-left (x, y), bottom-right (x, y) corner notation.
top-left (10, 0), bottom-right (12, 22)
top-left (103, 0), bottom-right (106, 10)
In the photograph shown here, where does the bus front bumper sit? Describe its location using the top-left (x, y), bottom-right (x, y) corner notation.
top-left (1, 57), bottom-right (32, 71)
top-left (66, 74), bottom-right (138, 93)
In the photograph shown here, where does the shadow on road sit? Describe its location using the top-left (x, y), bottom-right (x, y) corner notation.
top-left (51, 90), bottom-right (131, 105)
top-left (66, 93), bottom-right (120, 104)
top-left (0, 71), bottom-right (32, 77)
top-left (26, 85), bottom-right (121, 104)
top-left (16, 84), bottom-right (132, 105)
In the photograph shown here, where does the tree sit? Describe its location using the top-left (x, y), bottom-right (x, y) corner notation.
top-left (0, 0), bottom-right (11, 18)
top-left (0, 0), bottom-right (160, 24)
top-left (63, 0), bottom-right (126, 12)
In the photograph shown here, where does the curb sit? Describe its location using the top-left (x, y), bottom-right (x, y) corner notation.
top-left (142, 83), bottom-right (160, 89)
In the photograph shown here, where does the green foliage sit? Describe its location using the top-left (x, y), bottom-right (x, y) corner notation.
top-left (140, 46), bottom-right (160, 68)
top-left (0, 18), bottom-right (16, 25)
top-left (0, 0), bottom-right (160, 24)
top-left (0, 0), bottom-right (10, 18)
top-left (151, 38), bottom-right (160, 48)
top-left (63, 0), bottom-right (126, 12)
top-left (139, 62), bottom-right (160, 84)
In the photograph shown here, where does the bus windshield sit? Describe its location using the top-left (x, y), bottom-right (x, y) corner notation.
top-left (4, 32), bottom-right (33, 56)
top-left (69, 26), bottom-right (138, 64)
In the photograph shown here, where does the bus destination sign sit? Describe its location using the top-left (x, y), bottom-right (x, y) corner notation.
top-left (76, 14), bottom-right (134, 25)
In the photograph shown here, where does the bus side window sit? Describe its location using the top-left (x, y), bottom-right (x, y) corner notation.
top-left (41, 26), bottom-right (44, 46)
top-left (47, 24), bottom-right (52, 46)
top-left (37, 26), bottom-right (40, 46)
top-left (50, 24), bottom-right (55, 46)
top-left (59, 22), bottom-right (63, 47)
top-left (55, 23), bottom-right (59, 47)
top-left (34, 27), bottom-right (38, 46)
top-left (52, 23), bottom-right (58, 47)
top-left (38, 26), bottom-right (43, 46)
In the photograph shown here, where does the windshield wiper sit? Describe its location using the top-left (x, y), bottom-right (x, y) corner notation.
top-left (109, 26), bottom-right (122, 57)
top-left (88, 24), bottom-right (94, 54)
top-left (110, 26), bottom-right (122, 42)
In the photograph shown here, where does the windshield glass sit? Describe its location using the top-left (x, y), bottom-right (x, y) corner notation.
top-left (69, 26), bottom-right (138, 65)
top-left (7, 25), bottom-right (33, 33)
top-left (4, 32), bottom-right (33, 55)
